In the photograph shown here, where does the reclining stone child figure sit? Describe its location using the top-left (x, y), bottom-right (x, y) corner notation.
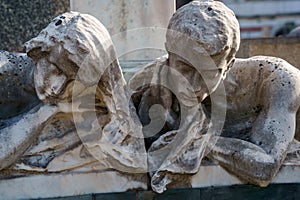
top-left (0, 12), bottom-right (146, 173)
top-left (129, 0), bottom-right (300, 192)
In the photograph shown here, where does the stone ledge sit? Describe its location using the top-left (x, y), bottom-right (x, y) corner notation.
top-left (0, 171), bottom-right (147, 200)
top-left (0, 163), bottom-right (299, 199)
top-left (191, 163), bottom-right (300, 188)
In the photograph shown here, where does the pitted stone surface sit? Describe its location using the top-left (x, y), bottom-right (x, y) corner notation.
top-left (129, 0), bottom-right (240, 193)
top-left (8, 12), bottom-right (146, 174)
top-left (205, 56), bottom-right (300, 187)
top-left (166, 0), bottom-right (240, 61)
top-left (0, 0), bottom-right (300, 196)
top-left (0, 51), bottom-right (39, 120)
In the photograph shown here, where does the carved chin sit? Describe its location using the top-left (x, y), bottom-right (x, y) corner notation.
top-left (36, 90), bottom-right (59, 104)
top-left (36, 86), bottom-right (68, 104)
top-left (38, 80), bottom-right (75, 104)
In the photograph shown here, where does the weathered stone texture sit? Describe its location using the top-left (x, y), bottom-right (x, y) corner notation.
top-left (0, 51), bottom-right (39, 120)
top-left (236, 37), bottom-right (300, 141)
top-left (0, 0), bottom-right (69, 52)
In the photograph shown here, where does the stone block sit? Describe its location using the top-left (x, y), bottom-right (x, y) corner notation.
top-left (0, 172), bottom-right (147, 199)
top-left (237, 37), bottom-right (300, 69)
top-left (190, 163), bottom-right (300, 188)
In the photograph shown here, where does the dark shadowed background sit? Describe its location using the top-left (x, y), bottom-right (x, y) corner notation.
top-left (0, 0), bottom-right (69, 52)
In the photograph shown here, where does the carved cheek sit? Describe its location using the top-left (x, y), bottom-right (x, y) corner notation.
top-left (34, 59), bottom-right (67, 101)
top-left (48, 72), bottom-right (67, 96)
top-left (203, 70), bottom-right (222, 92)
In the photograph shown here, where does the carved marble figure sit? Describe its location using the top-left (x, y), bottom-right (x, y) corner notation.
top-left (0, 12), bottom-right (146, 173)
top-left (0, 0), bottom-right (300, 195)
top-left (129, 0), bottom-right (300, 192)
top-left (129, 0), bottom-right (239, 193)
top-left (205, 56), bottom-right (300, 186)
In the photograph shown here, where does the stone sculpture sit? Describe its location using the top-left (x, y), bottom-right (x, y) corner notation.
top-left (0, 12), bottom-right (146, 173)
top-left (0, 0), bottom-right (300, 195)
top-left (129, 0), bottom-right (300, 192)
top-left (205, 56), bottom-right (300, 186)
top-left (129, 0), bottom-right (239, 192)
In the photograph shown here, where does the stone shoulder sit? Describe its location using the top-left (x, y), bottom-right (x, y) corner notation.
top-left (232, 56), bottom-right (300, 110)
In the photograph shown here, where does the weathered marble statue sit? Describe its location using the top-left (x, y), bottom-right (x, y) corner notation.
top-left (0, 0), bottom-right (300, 195)
top-left (129, 0), bottom-right (300, 192)
top-left (0, 12), bottom-right (146, 173)
top-left (205, 56), bottom-right (300, 186)
top-left (129, 0), bottom-right (239, 192)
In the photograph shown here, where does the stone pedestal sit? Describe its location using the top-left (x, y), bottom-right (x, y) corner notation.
top-left (190, 162), bottom-right (300, 188)
top-left (0, 171), bottom-right (147, 199)
top-left (1, 162), bottom-right (299, 199)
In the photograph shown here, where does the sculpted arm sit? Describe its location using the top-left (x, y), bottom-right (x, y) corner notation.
top-left (0, 104), bottom-right (58, 170)
top-left (207, 60), bottom-right (300, 186)
top-left (207, 107), bottom-right (296, 186)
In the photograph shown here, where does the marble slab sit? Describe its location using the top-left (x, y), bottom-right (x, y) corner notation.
top-left (0, 171), bottom-right (147, 200)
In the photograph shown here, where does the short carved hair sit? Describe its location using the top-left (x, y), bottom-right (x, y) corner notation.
top-left (166, 0), bottom-right (240, 64)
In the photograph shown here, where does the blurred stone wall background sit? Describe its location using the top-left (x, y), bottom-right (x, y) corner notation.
top-left (237, 37), bottom-right (300, 69)
top-left (0, 0), bottom-right (69, 52)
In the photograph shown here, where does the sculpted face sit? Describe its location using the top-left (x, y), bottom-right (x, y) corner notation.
top-left (167, 47), bottom-right (232, 102)
top-left (34, 57), bottom-right (67, 102)
top-left (21, 12), bottom-right (148, 178)
top-left (166, 0), bottom-right (240, 101)
top-left (26, 12), bottom-right (118, 104)
top-left (27, 44), bottom-right (77, 103)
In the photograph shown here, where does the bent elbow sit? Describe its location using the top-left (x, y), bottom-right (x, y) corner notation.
top-left (250, 162), bottom-right (281, 187)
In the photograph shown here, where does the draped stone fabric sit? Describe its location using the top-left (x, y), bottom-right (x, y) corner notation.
top-left (129, 57), bottom-right (212, 193)
top-left (128, 0), bottom-right (240, 192)
top-left (0, 12), bottom-right (147, 173)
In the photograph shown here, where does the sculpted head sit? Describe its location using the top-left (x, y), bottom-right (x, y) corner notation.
top-left (25, 12), bottom-right (119, 104)
top-left (166, 0), bottom-right (240, 99)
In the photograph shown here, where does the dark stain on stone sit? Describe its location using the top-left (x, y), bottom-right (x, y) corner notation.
top-left (55, 19), bottom-right (62, 26)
